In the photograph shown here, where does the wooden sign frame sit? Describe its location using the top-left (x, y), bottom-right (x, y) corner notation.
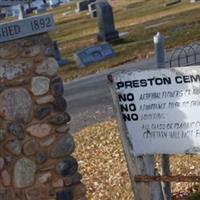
top-left (108, 74), bottom-right (164, 200)
top-left (108, 71), bottom-right (200, 200)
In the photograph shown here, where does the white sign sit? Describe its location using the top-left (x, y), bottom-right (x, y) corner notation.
top-left (0, 0), bottom-right (24, 6)
top-left (112, 66), bottom-right (200, 155)
top-left (0, 14), bottom-right (55, 43)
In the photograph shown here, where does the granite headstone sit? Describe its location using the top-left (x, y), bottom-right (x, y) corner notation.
top-left (17, 4), bottom-right (26, 20)
top-left (52, 41), bottom-right (68, 67)
top-left (76, 0), bottom-right (96, 12)
top-left (34, 7), bottom-right (47, 14)
top-left (74, 42), bottom-right (115, 67)
top-left (0, 0), bottom-right (25, 6)
top-left (96, 0), bottom-right (119, 42)
top-left (0, 13), bottom-right (6, 20)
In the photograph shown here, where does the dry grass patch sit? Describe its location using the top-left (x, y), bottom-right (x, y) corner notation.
top-left (49, 0), bottom-right (200, 82)
top-left (73, 120), bottom-right (200, 200)
top-left (73, 120), bottom-right (134, 200)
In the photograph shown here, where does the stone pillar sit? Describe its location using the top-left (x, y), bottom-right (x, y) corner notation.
top-left (0, 33), bottom-right (86, 200)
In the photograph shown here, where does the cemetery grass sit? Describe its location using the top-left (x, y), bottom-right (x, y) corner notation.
top-left (73, 120), bottom-right (200, 200)
top-left (49, 0), bottom-right (200, 81)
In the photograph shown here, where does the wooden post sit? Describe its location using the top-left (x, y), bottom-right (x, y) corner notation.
top-left (108, 76), bottom-right (163, 200)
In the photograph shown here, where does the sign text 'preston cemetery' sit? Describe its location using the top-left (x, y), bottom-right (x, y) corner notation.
top-left (112, 66), bottom-right (200, 155)
top-left (0, 0), bottom-right (25, 6)
top-left (0, 13), bottom-right (55, 42)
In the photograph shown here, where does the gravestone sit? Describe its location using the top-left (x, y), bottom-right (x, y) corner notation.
top-left (88, 2), bottom-right (96, 18)
top-left (76, 0), bottom-right (96, 12)
top-left (0, 12), bottom-right (6, 20)
top-left (96, 0), bottom-right (119, 42)
top-left (2, 6), bottom-right (16, 17)
top-left (49, 0), bottom-right (61, 8)
top-left (0, 11), bottom-right (86, 200)
top-left (0, 0), bottom-right (26, 19)
top-left (17, 4), bottom-right (26, 19)
top-left (74, 42), bottom-right (115, 67)
top-left (34, 7), bottom-right (47, 14)
top-left (0, 0), bottom-right (25, 6)
top-left (40, 2), bottom-right (50, 9)
top-left (52, 40), bottom-right (69, 66)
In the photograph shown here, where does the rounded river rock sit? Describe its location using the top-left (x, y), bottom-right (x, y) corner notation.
top-left (53, 97), bottom-right (67, 112)
top-left (50, 76), bottom-right (64, 97)
top-left (34, 104), bottom-right (52, 120)
top-left (56, 156), bottom-right (78, 177)
top-left (49, 135), bottom-right (75, 158)
top-left (7, 122), bottom-right (25, 140)
top-left (23, 139), bottom-right (39, 156)
top-left (26, 123), bottom-right (52, 138)
top-left (14, 158), bottom-right (36, 188)
top-left (36, 57), bottom-right (59, 76)
top-left (48, 112), bottom-right (71, 125)
top-left (31, 76), bottom-right (50, 96)
top-left (0, 88), bottom-right (32, 123)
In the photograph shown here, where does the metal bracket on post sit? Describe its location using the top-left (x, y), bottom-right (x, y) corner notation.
top-left (153, 32), bottom-right (172, 200)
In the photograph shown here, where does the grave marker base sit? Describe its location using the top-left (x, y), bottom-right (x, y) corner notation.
top-left (97, 31), bottom-right (119, 42)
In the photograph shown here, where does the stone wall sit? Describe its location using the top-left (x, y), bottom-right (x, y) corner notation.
top-left (0, 33), bottom-right (86, 200)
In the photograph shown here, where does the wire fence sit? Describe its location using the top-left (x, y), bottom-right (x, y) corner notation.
top-left (168, 43), bottom-right (200, 68)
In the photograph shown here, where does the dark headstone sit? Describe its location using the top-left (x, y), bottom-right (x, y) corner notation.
top-left (96, 0), bottom-right (119, 42)
top-left (89, 0), bottom-right (96, 3)
top-left (74, 42), bottom-right (115, 67)
top-left (52, 41), bottom-right (68, 67)
top-left (91, 10), bottom-right (97, 18)
top-left (0, 13), bottom-right (6, 20)
top-left (41, 3), bottom-right (50, 9)
top-left (34, 8), bottom-right (47, 14)
top-left (25, 7), bottom-right (37, 14)
top-left (76, 0), bottom-right (96, 12)
top-left (17, 4), bottom-right (26, 20)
